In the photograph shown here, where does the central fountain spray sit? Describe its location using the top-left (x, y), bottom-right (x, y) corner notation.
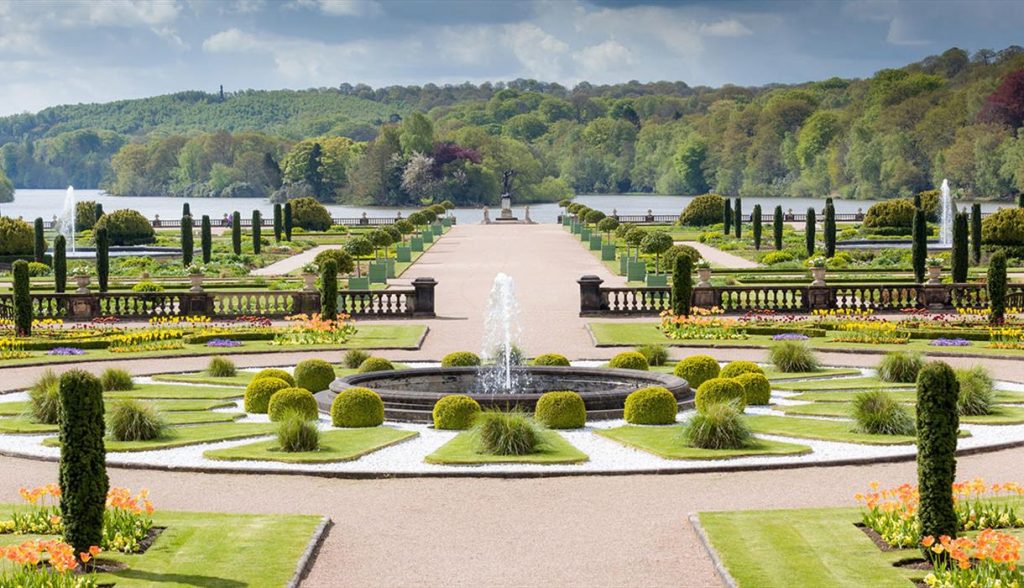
top-left (479, 273), bottom-right (528, 394)
top-left (59, 186), bottom-right (76, 253)
top-left (940, 179), bottom-right (953, 247)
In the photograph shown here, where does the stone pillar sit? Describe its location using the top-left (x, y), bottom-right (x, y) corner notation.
top-left (578, 275), bottom-right (605, 316)
top-left (411, 277), bottom-right (437, 317)
top-left (69, 294), bottom-right (99, 321)
top-left (922, 284), bottom-right (951, 310)
top-left (806, 286), bottom-right (834, 311)
top-left (180, 292), bottom-right (214, 317)
top-left (692, 288), bottom-right (717, 308)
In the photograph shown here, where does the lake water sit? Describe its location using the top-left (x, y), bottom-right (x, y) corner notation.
top-left (1, 189), bottom-right (1010, 225)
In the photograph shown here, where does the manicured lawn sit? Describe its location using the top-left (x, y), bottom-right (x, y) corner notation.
top-left (777, 401), bottom-right (1024, 424)
top-left (773, 377), bottom-right (914, 391)
top-left (42, 422), bottom-right (277, 452)
top-left (425, 430), bottom-right (588, 465)
top-left (789, 389), bottom-right (1024, 403)
top-left (651, 364), bottom-right (860, 381)
top-left (153, 367), bottom-right (359, 387)
top-left (596, 425), bottom-right (811, 459)
top-left (0, 410), bottom-right (243, 433)
top-left (698, 507), bottom-right (918, 587)
top-left (204, 427), bottom-right (417, 463)
top-left (106, 383), bottom-right (244, 400)
top-left (743, 414), bottom-right (922, 445)
top-left (0, 398), bottom-right (234, 416)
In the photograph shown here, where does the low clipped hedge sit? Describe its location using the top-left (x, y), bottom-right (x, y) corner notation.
top-left (695, 378), bottom-right (747, 413)
top-left (331, 387), bottom-right (384, 427)
top-left (432, 395), bottom-right (481, 430)
top-left (293, 359), bottom-right (335, 392)
top-left (623, 386), bottom-right (678, 425)
top-left (734, 373), bottom-right (771, 406)
top-left (535, 391), bottom-right (586, 429)
top-left (244, 377), bottom-right (291, 414)
top-left (253, 368), bottom-right (295, 387)
top-left (268, 388), bottom-right (319, 422)
top-left (531, 353), bottom-right (571, 367)
top-left (357, 357), bottom-right (395, 373)
top-left (678, 194), bottom-right (724, 227)
top-left (674, 355), bottom-right (720, 389)
top-left (608, 351), bottom-right (649, 371)
top-left (440, 352), bottom-right (481, 367)
top-left (719, 361), bottom-right (764, 379)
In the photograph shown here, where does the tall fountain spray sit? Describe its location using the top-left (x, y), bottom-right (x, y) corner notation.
top-left (59, 186), bottom-right (76, 253)
top-left (480, 273), bottom-right (527, 394)
top-left (940, 179), bottom-right (953, 247)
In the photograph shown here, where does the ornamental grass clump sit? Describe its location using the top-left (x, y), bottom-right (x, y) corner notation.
top-left (277, 411), bottom-right (320, 453)
top-left (28, 369), bottom-right (61, 424)
top-left (769, 340), bottom-right (820, 373)
top-left (531, 353), bottom-right (570, 367)
top-left (474, 410), bottom-right (542, 456)
top-left (608, 351), bottom-right (649, 371)
top-left (851, 390), bottom-right (915, 436)
top-left (635, 344), bottom-right (669, 367)
top-left (877, 351), bottom-right (924, 383)
top-left (432, 395), bottom-right (481, 430)
top-left (441, 351), bottom-right (481, 367)
top-left (673, 355), bottom-right (720, 389)
top-left (956, 366), bottom-right (994, 417)
top-left (293, 359), bottom-right (335, 392)
top-left (206, 356), bottom-right (236, 378)
top-left (107, 399), bottom-right (167, 442)
top-left (681, 403), bottom-right (752, 450)
top-left (534, 391), bottom-right (586, 429)
top-left (100, 368), bottom-right (134, 392)
top-left (342, 349), bottom-right (371, 369)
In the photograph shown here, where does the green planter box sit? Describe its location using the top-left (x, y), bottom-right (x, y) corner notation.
top-left (368, 262), bottom-right (387, 284)
top-left (422, 230), bottom-right (434, 244)
top-left (431, 223), bottom-right (442, 236)
top-left (347, 276), bottom-right (370, 290)
top-left (442, 218), bottom-right (452, 227)
top-left (410, 236), bottom-right (423, 252)
top-left (602, 243), bottom-right (617, 261)
top-left (645, 274), bottom-right (668, 287)
top-left (385, 259), bottom-right (396, 278)
top-left (580, 228), bottom-right (591, 241)
top-left (619, 255), bottom-right (630, 275)
top-left (396, 246), bottom-right (412, 262)
top-left (562, 216), bottom-right (571, 226)
top-left (589, 235), bottom-right (602, 251)
top-left (571, 222), bottom-right (580, 234)
top-left (627, 260), bottom-right (647, 282)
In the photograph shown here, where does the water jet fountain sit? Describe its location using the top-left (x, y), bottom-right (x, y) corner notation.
top-left (59, 186), bottom-right (76, 253)
top-left (939, 178), bottom-right (954, 247)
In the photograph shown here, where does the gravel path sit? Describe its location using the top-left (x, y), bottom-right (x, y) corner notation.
top-left (676, 241), bottom-right (759, 268)
top-left (250, 245), bottom-right (341, 276)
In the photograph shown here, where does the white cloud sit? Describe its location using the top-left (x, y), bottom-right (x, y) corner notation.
top-left (699, 19), bottom-right (752, 38)
top-left (291, 0), bottom-right (382, 17)
top-left (79, 0), bottom-right (182, 27)
top-left (886, 16), bottom-right (928, 46)
top-left (503, 23), bottom-right (569, 80)
top-left (573, 40), bottom-right (633, 78)
top-left (202, 28), bottom-right (262, 53)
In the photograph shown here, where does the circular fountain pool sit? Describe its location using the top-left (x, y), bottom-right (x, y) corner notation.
top-left (318, 366), bottom-right (693, 423)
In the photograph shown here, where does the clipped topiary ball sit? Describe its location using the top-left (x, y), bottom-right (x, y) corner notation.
top-left (268, 387), bottom-right (320, 422)
top-left (244, 377), bottom-right (291, 414)
top-left (695, 378), bottom-right (747, 413)
top-left (531, 353), bottom-right (571, 367)
top-left (674, 355), bottom-right (720, 389)
top-left (357, 357), bottom-right (395, 373)
top-left (535, 391), bottom-right (586, 429)
top-left (293, 359), bottom-right (335, 392)
top-left (253, 368), bottom-right (296, 387)
top-left (623, 386), bottom-right (678, 425)
top-left (608, 351), bottom-right (649, 371)
top-left (432, 395), bottom-right (481, 430)
top-left (331, 387), bottom-right (384, 427)
top-left (734, 372), bottom-right (771, 406)
top-left (719, 361), bottom-right (764, 379)
top-left (441, 352), bottom-right (481, 367)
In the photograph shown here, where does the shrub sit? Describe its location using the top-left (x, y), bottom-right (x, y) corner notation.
top-left (760, 250), bottom-right (796, 265)
top-left (273, 203), bottom-right (283, 241)
top-left (752, 204), bottom-right (763, 250)
top-left (769, 341), bottom-right (819, 373)
top-left (532, 353), bottom-right (570, 367)
top-left (284, 201), bottom-right (293, 240)
top-left (206, 356), bottom-right (236, 378)
top-left (27, 261), bottom-right (50, 276)
top-left (290, 197), bottom-right (333, 231)
top-left (864, 198), bottom-right (916, 230)
top-left (342, 349), bottom-right (371, 369)
top-left (916, 361), bottom-right (960, 548)
top-left (989, 250), bottom-right (1007, 324)
top-left (734, 372), bottom-right (771, 406)
top-left (53, 235), bottom-right (67, 293)
top-left (277, 412), bottom-right (320, 452)
top-left (0, 216), bottom-right (33, 256)
top-left (695, 378), bottom-right (747, 413)
top-left (108, 399), bottom-right (167, 441)
top-left (432, 395), bottom-right (481, 430)
top-left (330, 387), bottom-right (384, 427)
top-left (672, 254), bottom-right (693, 316)
top-left (95, 226), bottom-right (109, 292)
top-left (674, 355), bottom-right (720, 389)
top-left (474, 410), bottom-right (541, 455)
top-left (319, 258), bottom-right (338, 321)
top-left (94, 209), bottom-right (155, 245)
top-left (268, 388), bottom-right (319, 422)
top-left (231, 211), bottom-right (242, 254)
top-left (852, 390), bottom-right (915, 435)
top-left (58, 370), bottom-right (108, 555)
top-left (877, 352), bottom-right (924, 383)
top-left (824, 201), bottom-right (836, 258)
top-left (682, 403), bottom-right (752, 449)
top-left (251, 210), bottom-right (261, 254)
top-left (76, 200), bottom-right (99, 231)
top-left (201, 215), bottom-right (212, 263)
top-left (635, 344), bottom-right (669, 367)
top-left (971, 203), bottom-right (982, 264)
top-left (981, 207), bottom-right (1024, 246)
top-left (12, 260), bottom-right (31, 336)
top-left (130, 280), bottom-right (163, 292)
top-left (661, 244), bottom-right (700, 273)
top-left (535, 391), bottom-right (586, 429)
top-left (358, 357), bottom-right (395, 373)
top-left (293, 359), bottom-right (335, 392)
top-left (773, 205), bottom-right (784, 250)
top-left (28, 370), bottom-right (61, 424)
top-left (608, 351), bottom-right (649, 371)
top-left (956, 366), bottom-right (993, 416)
top-left (719, 361), bottom-right (764, 379)
top-left (100, 368), bottom-right (134, 391)
top-left (952, 212), bottom-right (969, 283)
top-left (912, 208), bottom-right (927, 283)
top-left (441, 351), bottom-right (482, 367)
top-left (623, 386), bottom-right (678, 425)
top-left (244, 377), bottom-right (291, 413)
top-left (678, 194), bottom-right (725, 226)
top-left (253, 368), bottom-right (296, 386)
top-left (313, 248), bottom-right (355, 274)
top-left (181, 214), bottom-right (194, 266)
top-left (805, 207), bottom-right (816, 257)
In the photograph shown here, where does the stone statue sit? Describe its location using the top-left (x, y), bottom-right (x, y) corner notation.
top-left (501, 169), bottom-right (515, 197)
top-left (482, 207), bottom-right (491, 224)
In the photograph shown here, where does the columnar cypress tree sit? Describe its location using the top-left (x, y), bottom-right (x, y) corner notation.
top-left (971, 203), bottom-right (982, 264)
top-left (951, 212), bottom-right (969, 283)
top-left (273, 203), bottom-right (283, 242)
top-left (773, 205), bottom-right (784, 250)
top-left (180, 214), bottom-right (194, 267)
top-left (12, 260), bottom-right (31, 337)
top-left (1019, 193), bottom-right (1024, 208)
top-left (752, 204), bottom-right (763, 250)
top-left (284, 202), bottom-right (293, 241)
top-left (182, 202), bottom-right (191, 217)
top-left (805, 207), bottom-right (816, 257)
top-left (912, 208), bottom-right (927, 283)
top-left (58, 370), bottom-right (108, 557)
top-left (200, 215), bottom-right (212, 264)
top-left (723, 198), bottom-right (732, 235)
top-left (95, 227), bottom-right (109, 292)
top-left (989, 250), bottom-right (1007, 325)
top-left (94, 203), bottom-right (104, 220)
top-left (824, 201), bottom-right (836, 258)
top-left (916, 361), bottom-right (960, 552)
top-left (320, 259), bottom-right (338, 322)
top-left (252, 210), bottom-right (262, 254)
top-left (53, 235), bottom-right (67, 293)
top-left (672, 255), bottom-right (693, 317)
top-left (33, 217), bottom-right (45, 263)
top-left (733, 197), bottom-right (742, 239)
top-left (231, 211), bottom-right (242, 255)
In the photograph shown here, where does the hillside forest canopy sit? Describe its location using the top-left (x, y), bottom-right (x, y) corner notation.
top-left (2, 45), bottom-right (1024, 206)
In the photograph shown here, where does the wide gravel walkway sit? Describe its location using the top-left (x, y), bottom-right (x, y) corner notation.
top-left (677, 241), bottom-right (759, 268)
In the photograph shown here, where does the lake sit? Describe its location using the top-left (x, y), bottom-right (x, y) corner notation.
top-left (1, 189), bottom-right (1010, 225)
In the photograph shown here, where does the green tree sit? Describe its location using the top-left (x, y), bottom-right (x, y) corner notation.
top-left (273, 203), bottom-right (282, 242)
top-left (252, 210), bottom-right (262, 254)
top-left (200, 215), bottom-right (212, 264)
top-left (345, 236), bottom-right (373, 277)
top-left (399, 112), bottom-right (435, 156)
top-left (0, 166), bottom-right (12, 203)
top-left (752, 204), bottom-right (762, 250)
top-left (916, 361), bottom-right (960, 554)
top-left (180, 214), bottom-right (194, 267)
top-left (12, 260), bottom-right (31, 337)
top-left (989, 250), bottom-right (1007, 324)
top-left (824, 200), bottom-right (836, 258)
top-left (641, 231), bottom-right (674, 274)
top-left (231, 211), bottom-right (242, 254)
top-left (95, 227), bottom-right (109, 292)
top-left (53, 235), bottom-right (67, 293)
top-left (672, 255), bottom-right (693, 316)
top-left (58, 370), bottom-right (109, 557)
top-left (805, 207), bottom-right (816, 257)
top-left (320, 259), bottom-right (338, 322)
top-left (971, 203), bottom-right (982, 264)
top-left (952, 212), bottom-right (969, 283)
top-left (733, 197), bottom-right (742, 239)
top-left (773, 205), bottom-right (784, 250)
top-left (284, 201), bottom-right (293, 240)
top-left (912, 208), bottom-right (927, 283)
top-left (723, 198), bottom-right (732, 235)
top-left (673, 134), bottom-right (708, 194)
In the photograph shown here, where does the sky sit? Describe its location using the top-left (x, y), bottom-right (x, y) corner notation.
top-left (1, 0), bottom-right (1023, 116)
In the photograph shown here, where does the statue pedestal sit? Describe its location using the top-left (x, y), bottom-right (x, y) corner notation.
top-left (494, 193), bottom-right (519, 223)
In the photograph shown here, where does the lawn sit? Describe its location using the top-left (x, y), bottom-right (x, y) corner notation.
top-left (204, 427), bottom-right (418, 463)
top-left (772, 377), bottom-right (914, 391)
top-left (0, 410), bottom-right (243, 433)
top-left (42, 422), bottom-right (277, 452)
top-left (743, 414), bottom-right (925, 445)
top-left (105, 383), bottom-right (244, 400)
top-left (776, 402), bottom-right (1024, 425)
top-left (788, 389), bottom-right (1024, 403)
top-left (650, 364), bottom-right (860, 381)
top-left (425, 430), bottom-right (589, 465)
top-left (0, 398), bottom-right (235, 416)
top-left (153, 367), bottom-right (360, 387)
top-left (596, 425), bottom-right (811, 459)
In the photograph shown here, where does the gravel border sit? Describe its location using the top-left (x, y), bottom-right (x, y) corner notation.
top-left (689, 513), bottom-right (738, 588)
top-left (288, 516), bottom-right (332, 588)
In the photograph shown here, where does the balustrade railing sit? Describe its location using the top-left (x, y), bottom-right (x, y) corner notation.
top-left (41, 216), bottom-right (455, 230)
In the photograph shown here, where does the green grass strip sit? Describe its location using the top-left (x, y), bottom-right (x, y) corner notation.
top-left (743, 414), bottom-right (922, 445)
top-left (42, 422), bottom-right (276, 452)
top-left (425, 430), bottom-right (588, 465)
top-left (773, 376), bottom-right (914, 391)
top-left (105, 383), bottom-right (244, 400)
top-left (204, 427), bottom-right (417, 463)
top-left (0, 398), bottom-right (234, 417)
top-left (0, 411), bottom-right (244, 434)
top-left (151, 373), bottom-right (254, 386)
top-left (596, 425), bottom-right (811, 460)
top-left (788, 389), bottom-right (1024, 404)
top-left (777, 402), bottom-right (1024, 425)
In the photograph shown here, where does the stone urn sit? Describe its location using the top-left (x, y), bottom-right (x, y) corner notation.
top-left (302, 272), bottom-right (318, 292)
top-left (697, 268), bottom-right (713, 288)
top-left (810, 267), bottom-right (827, 286)
top-left (927, 266), bottom-right (942, 284)
top-left (74, 275), bottom-right (91, 294)
top-left (189, 274), bottom-right (204, 292)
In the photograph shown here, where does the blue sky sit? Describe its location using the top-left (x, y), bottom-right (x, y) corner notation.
top-left (0, 0), bottom-right (1022, 115)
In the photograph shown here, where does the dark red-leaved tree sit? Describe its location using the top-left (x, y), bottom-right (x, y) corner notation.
top-left (979, 70), bottom-right (1024, 129)
top-left (432, 142), bottom-right (482, 169)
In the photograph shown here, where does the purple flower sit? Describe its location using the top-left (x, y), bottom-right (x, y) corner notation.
top-left (206, 338), bottom-right (242, 348)
top-left (772, 333), bottom-right (809, 341)
top-left (48, 347), bottom-right (85, 356)
top-left (930, 338), bottom-right (970, 347)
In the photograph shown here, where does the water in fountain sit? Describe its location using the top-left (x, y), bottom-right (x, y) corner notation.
top-left (940, 179), bottom-right (953, 247)
top-left (478, 273), bottom-right (530, 394)
top-left (59, 186), bottom-right (76, 253)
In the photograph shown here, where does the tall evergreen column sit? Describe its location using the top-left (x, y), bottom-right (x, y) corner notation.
top-left (804, 207), bottom-right (816, 257)
top-left (912, 207), bottom-right (927, 283)
top-left (95, 227), bottom-right (109, 292)
top-left (53, 235), bottom-right (67, 293)
top-left (773, 205), bottom-right (784, 251)
top-left (181, 214), bottom-right (194, 267)
top-left (273, 203), bottom-right (283, 242)
top-left (970, 203), bottom-right (982, 265)
top-left (252, 210), bottom-right (262, 254)
top-left (34, 217), bottom-right (45, 263)
top-left (231, 211), bottom-right (242, 255)
top-left (723, 198), bottom-right (732, 236)
top-left (752, 204), bottom-right (762, 250)
top-left (824, 199), bottom-right (836, 258)
top-left (284, 202), bottom-right (293, 241)
top-left (200, 215), bottom-right (212, 264)
top-left (733, 197), bottom-right (742, 239)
